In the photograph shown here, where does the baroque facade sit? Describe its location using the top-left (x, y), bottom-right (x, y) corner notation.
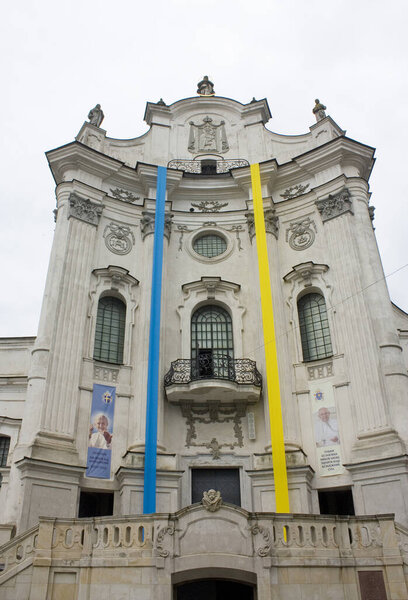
top-left (0, 82), bottom-right (408, 599)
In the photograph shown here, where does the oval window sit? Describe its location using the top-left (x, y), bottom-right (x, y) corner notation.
top-left (193, 234), bottom-right (227, 258)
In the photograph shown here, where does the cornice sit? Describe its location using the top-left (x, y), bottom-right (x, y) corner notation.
top-left (293, 136), bottom-right (375, 180)
top-left (135, 162), bottom-right (183, 196)
top-left (145, 95), bottom-right (271, 127)
top-left (231, 160), bottom-right (278, 196)
top-left (46, 141), bottom-right (127, 185)
top-left (182, 276), bottom-right (241, 298)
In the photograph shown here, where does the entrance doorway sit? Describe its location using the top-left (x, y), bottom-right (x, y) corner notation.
top-left (175, 579), bottom-right (254, 600)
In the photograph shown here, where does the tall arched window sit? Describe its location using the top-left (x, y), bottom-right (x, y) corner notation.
top-left (298, 293), bottom-right (333, 362)
top-left (191, 305), bottom-right (233, 379)
top-left (94, 297), bottom-right (126, 364)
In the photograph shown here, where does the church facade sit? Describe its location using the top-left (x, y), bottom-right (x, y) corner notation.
top-left (0, 80), bottom-right (408, 599)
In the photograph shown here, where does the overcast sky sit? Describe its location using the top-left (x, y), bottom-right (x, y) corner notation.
top-left (1, 0), bottom-right (407, 337)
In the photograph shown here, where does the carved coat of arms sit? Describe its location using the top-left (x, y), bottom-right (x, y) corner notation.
top-left (188, 116), bottom-right (229, 154)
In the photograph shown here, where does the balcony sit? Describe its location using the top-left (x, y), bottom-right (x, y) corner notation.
top-left (164, 354), bottom-right (262, 405)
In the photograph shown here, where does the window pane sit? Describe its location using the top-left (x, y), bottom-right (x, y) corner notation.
top-left (298, 294), bottom-right (332, 361)
top-left (0, 436), bottom-right (10, 467)
top-left (191, 305), bottom-right (233, 378)
top-left (193, 234), bottom-right (227, 258)
top-left (93, 297), bottom-right (126, 364)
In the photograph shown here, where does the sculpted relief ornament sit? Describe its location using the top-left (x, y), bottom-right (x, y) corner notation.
top-left (280, 183), bottom-right (310, 200)
top-left (286, 217), bottom-right (317, 250)
top-left (68, 192), bottom-right (103, 226)
top-left (110, 188), bottom-right (140, 203)
top-left (188, 116), bottom-right (229, 154)
top-left (104, 222), bottom-right (135, 255)
top-left (315, 188), bottom-right (353, 222)
top-left (191, 200), bottom-right (228, 212)
top-left (202, 489), bottom-right (222, 512)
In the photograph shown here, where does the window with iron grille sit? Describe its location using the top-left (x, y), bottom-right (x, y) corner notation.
top-left (191, 305), bottom-right (233, 379)
top-left (298, 293), bottom-right (333, 361)
top-left (193, 234), bottom-right (227, 258)
top-left (93, 297), bottom-right (126, 364)
top-left (0, 436), bottom-right (10, 467)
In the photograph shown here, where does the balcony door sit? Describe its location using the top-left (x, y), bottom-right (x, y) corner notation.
top-left (191, 305), bottom-right (234, 380)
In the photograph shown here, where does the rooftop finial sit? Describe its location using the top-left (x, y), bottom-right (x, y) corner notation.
top-left (313, 99), bottom-right (327, 122)
top-left (197, 75), bottom-right (215, 96)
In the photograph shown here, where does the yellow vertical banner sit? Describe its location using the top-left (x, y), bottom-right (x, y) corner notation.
top-left (250, 163), bottom-right (290, 513)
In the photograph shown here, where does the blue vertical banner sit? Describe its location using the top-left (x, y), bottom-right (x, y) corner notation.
top-left (86, 384), bottom-right (116, 479)
top-left (143, 166), bottom-right (167, 514)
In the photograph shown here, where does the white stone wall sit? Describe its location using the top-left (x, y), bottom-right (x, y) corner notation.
top-left (0, 93), bottom-right (407, 538)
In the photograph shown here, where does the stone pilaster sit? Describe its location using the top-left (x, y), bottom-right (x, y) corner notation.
top-left (19, 190), bottom-right (103, 462)
top-left (347, 180), bottom-right (408, 446)
top-left (315, 187), bottom-right (404, 459)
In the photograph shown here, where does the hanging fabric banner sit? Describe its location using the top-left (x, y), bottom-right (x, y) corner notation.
top-left (143, 165), bottom-right (167, 514)
top-left (86, 383), bottom-right (116, 479)
top-left (250, 163), bottom-right (290, 513)
top-left (310, 381), bottom-right (344, 476)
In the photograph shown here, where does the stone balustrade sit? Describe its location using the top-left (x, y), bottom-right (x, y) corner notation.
top-left (1, 507), bottom-right (408, 598)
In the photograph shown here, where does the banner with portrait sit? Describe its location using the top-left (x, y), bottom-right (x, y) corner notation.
top-left (86, 384), bottom-right (116, 479)
top-left (310, 381), bottom-right (344, 477)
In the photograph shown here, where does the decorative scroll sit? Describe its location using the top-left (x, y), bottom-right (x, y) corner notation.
top-left (251, 524), bottom-right (271, 557)
top-left (155, 526), bottom-right (174, 558)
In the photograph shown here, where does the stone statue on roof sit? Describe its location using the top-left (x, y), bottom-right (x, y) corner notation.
top-left (88, 104), bottom-right (104, 128)
top-left (313, 99), bottom-right (327, 122)
top-left (197, 75), bottom-right (215, 96)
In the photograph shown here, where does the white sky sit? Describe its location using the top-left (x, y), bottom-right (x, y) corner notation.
top-left (1, 0), bottom-right (407, 337)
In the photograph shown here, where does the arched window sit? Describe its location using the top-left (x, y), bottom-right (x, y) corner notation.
top-left (0, 436), bottom-right (10, 467)
top-left (93, 297), bottom-right (126, 364)
top-left (298, 293), bottom-right (333, 362)
top-left (191, 305), bottom-right (233, 379)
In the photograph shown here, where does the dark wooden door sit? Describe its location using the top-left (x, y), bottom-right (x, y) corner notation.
top-left (175, 579), bottom-right (254, 600)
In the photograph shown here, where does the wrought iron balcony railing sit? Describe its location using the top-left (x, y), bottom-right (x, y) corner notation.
top-left (167, 159), bottom-right (249, 174)
top-left (164, 354), bottom-right (262, 388)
